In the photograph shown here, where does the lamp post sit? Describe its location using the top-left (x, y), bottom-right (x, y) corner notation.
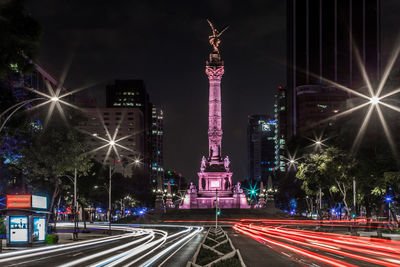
top-left (0, 97), bottom-right (46, 133)
top-left (59, 168), bottom-right (78, 240)
top-left (74, 168), bottom-right (78, 239)
top-left (87, 125), bottom-right (138, 235)
top-left (108, 164), bottom-right (112, 235)
top-left (1, 80), bottom-right (82, 134)
top-left (385, 196), bottom-right (392, 222)
top-left (215, 189), bottom-right (218, 229)
top-left (353, 177), bottom-right (356, 219)
top-left (318, 187), bottom-right (322, 221)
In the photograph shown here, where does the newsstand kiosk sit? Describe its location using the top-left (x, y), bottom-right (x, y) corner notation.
top-left (3, 194), bottom-right (49, 247)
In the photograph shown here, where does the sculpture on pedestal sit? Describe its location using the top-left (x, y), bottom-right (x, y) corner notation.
top-left (180, 20), bottom-right (249, 209)
top-left (189, 182), bottom-right (197, 193)
top-left (233, 182), bottom-right (243, 194)
top-left (224, 156), bottom-right (230, 170)
top-left (201, 156), bottom-right (206, 172)
top-left (207, 19), bottom-right (229, 54)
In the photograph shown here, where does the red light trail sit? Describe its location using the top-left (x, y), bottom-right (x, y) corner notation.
top-left (234, 220), bottom-right (400, 266)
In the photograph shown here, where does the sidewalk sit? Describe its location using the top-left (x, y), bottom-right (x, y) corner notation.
top-left (55, 229), bottom-right (113, 244)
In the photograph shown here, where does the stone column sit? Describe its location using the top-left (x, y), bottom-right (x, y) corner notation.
top-left (206, 55), bottom-right (224, 164)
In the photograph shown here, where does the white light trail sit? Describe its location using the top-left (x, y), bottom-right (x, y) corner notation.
top-left (63, 231), bottom-right (156, 267)
top-left (141, 226), bottom-right (203, 267)
top-left (0, 225), bottom-right (142, 264)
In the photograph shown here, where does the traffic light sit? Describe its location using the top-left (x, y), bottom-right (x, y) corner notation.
top-left (217, 208), bottom-right (221, 216)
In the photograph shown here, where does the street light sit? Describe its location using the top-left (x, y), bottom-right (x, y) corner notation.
top-left (58, 168), bottom-right (78, 240)
top-left (370, 96), bottom-right (380, 105)
top-left (1, 78), bottom-right (84, 133)
top-left (385, 196), bottom-right (393, 221)
top-left (0, 97), bottom-right (46, 133)
top-left (87, 129), bottom-right (137, 235)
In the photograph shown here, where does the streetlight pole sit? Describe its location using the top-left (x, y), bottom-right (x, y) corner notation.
top-left (108, 164), bottom-right (112, 235)
top-left (319, 187), bottom-right (322, 220)
top-left (74, 168), bottom-right (78, 240)
top-left (353, 177), bottom-right (356, 219)
top-left (58, 171), bottom-right (78, 240)
top-left (215, 189), bottom-right (218, 229)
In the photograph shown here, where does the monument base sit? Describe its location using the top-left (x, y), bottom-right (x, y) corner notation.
top-left (180, 174), bottom-right (250, 209)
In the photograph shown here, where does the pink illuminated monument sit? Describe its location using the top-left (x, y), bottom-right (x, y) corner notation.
top-left (180, 20), bottom-right (249, 209)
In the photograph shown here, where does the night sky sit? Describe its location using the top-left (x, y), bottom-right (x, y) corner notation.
top-left (27, 0), bottom-right (400, 182)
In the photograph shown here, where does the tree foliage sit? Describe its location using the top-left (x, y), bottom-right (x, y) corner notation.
top-left (14, 118), bottom-right (93, 215)
top-left (296, 147), bottom-right (357, 216)
top-left (296, 152), bottom-right (329, 196)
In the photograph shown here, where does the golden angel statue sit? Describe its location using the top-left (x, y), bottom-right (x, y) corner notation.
top-left (207, 19), bottom-right (229, 53)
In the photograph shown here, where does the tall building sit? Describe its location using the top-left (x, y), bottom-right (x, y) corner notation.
top-left (106, 80), bottom-right (152, 180)
top-left (247, 115), bottom-right (277, 182)
top-left (106, 80), bottom-right (150, 110)
top-left (151, 105), bottom-right (164, 191)
top-left (77, 108), bottom-right (145, 177)
top-left (275, 86), bottom-right (287, 172)
top-left (287, 0), bottom-right (381, 137)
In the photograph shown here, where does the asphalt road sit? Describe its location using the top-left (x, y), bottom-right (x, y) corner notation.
top-left (226, 227), bottom-right (301, 267)
top-left (148, 229), bottom-right (205, 267)
top-left (0, 223), bottom-right (203, 267)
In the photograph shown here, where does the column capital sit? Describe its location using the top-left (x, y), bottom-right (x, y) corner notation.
top-left (206, 65), bottom-right (224, 80)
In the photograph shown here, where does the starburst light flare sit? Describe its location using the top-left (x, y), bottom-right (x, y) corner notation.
top-left (83, 112), bottom-right (135, 164)
top-left (304, 41), bottom-right (400, 157)
top-left (243, 181), bottom-right (259, 201)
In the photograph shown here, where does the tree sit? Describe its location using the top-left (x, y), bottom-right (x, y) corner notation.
top-left (324, 147), bottom-right (356, 218)
top-left (296, 146), bottom-right (357, 218)
top-left (296, 152), bottom-right (330, 217)
top-left (0, 0), bottom-right (41, 78)
top-left (14, 118), bottom-right (93, 221)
